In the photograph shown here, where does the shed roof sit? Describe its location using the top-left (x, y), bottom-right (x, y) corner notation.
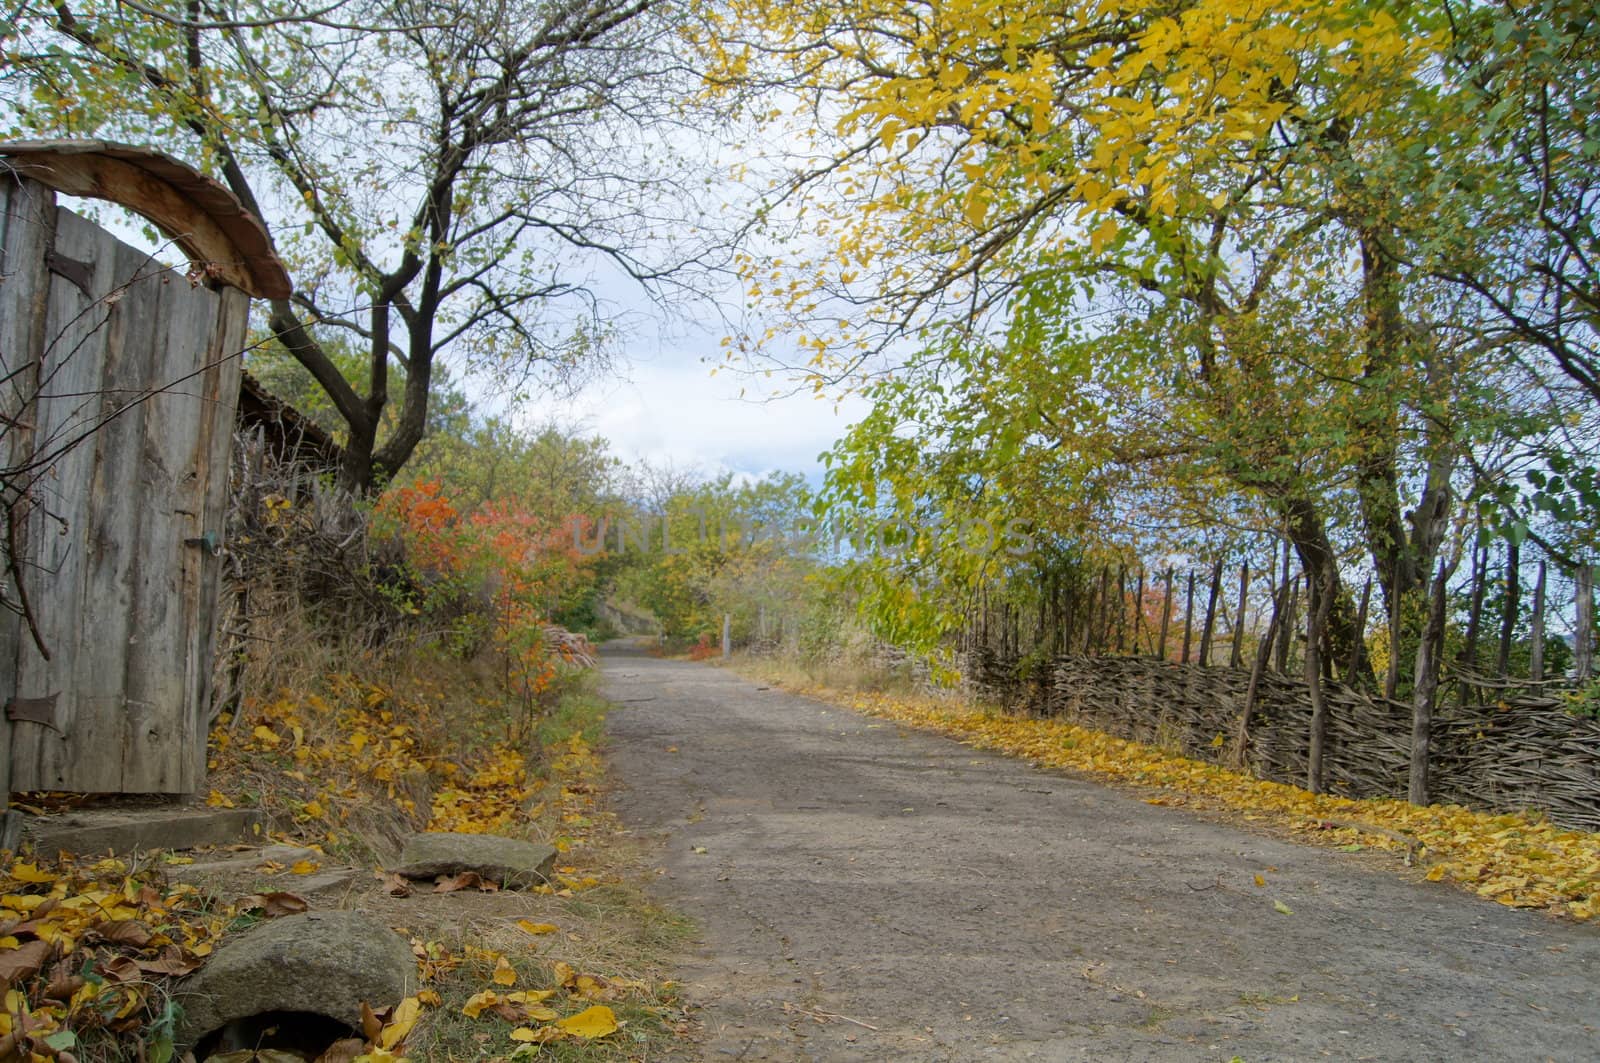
top-left (0, 139), bottom-right (291, 299)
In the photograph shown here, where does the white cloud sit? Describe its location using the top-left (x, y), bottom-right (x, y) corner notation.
top-left (516, 343), bottom-right (869, 481)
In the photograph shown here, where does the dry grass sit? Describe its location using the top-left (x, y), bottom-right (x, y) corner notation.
top-left (201, 586), bottom-right (697, 1059)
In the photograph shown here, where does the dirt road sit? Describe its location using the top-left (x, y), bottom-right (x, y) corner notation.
top-left (601, 646), bottom-right (1600, 1061)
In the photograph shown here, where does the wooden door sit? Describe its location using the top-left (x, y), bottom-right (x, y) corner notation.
top-left (2, 177), bottom-right (246, 793)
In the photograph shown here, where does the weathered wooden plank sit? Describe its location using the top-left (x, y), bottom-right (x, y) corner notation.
top-left (67, 216), bottom-right (174, 793)
top-left (1, 177), bottom-right (60, 801)
top-left (186, 287), bottom-right (248, 780)
top-left (120, 255), bottom-right (229, 792)
top-left (9, 206), bottom-right (117, 789)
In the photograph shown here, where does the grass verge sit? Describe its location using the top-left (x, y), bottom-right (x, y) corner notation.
top-left (402, 683), bottom-right (695, 1062)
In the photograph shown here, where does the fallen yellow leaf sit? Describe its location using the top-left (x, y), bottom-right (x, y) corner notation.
top-left (493, 955), bottom-right (517, 986)
top-left (556, 1004), bottom-right (619, 1039)
top-left (510, 1025), bottom-right (563, 1043)
top-left (516, 920), bottom-right (558, 936)
top-left (379, 995), bottom-right (422, 1049)
top-left (8, 863), bottom-right (53, 884)
top-left (462, 989), bottom-right (500, 1019)
top-left (504, 990), bottom-right (557, 1004)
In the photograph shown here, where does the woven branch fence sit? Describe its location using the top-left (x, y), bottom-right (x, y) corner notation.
top-left (964, 649), bottom-right (1600, 832)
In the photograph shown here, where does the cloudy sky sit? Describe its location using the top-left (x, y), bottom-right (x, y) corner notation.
top-left (518, 320), bottom-right (870, 484)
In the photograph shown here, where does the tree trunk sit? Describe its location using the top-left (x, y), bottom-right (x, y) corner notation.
top-left (1305, 564), bottom-right (1336, 794)
top-left (1409, 561), bottom-right (1452, 806)
top-left (1233, 576), bottom-right (1288, 768)
top-left (1281, 497), bottom-right (1373, 685)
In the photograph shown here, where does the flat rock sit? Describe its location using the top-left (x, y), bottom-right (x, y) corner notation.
top-left (26, 806), bottom-right (266, 857)
top-left (394, 831), bottom-right (556, 888)
top-left (167, 844), bottom-right (321, 881)
top-left (291, 868), bottom-right (360, 896)
top-left (175, 910), bottom-right (414, 1049)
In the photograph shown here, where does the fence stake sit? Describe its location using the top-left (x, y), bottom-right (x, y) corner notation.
top-left (1199, 559), bottom-right (1222, 666)
top-left (1530, 560), bottom-right (1547, 682)
top-left (1495, 538), bottom-right (1520, 678)
top-left (1229, 561), bottom-right (1248, 669)
top-left (1577, 563), bottom-right (1595, 681)
top-left (1275, 547), bottom-right (1296, 673)
top-left (1156, 568), bottom-right (1174, 661)
top-left (1114, 564), bottom-right (1128, 652)
top-left (1458, 540), bottom-right (1489, 704)
top-left (1132, 568), bottom-right (1145, 654)
top-left (1181, 570), bottom-right (1196, 663)
top-left (1349, 577), bottom-right (1372, 684)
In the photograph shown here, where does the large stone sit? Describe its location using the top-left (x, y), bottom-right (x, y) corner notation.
top-left (175, 910), bottom-right (415, 1049)
top-left (394, 831), bottom-right (557, 888)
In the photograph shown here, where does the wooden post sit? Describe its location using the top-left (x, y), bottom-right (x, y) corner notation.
top-left (1062, 581), bottom-right (1078, 656)
top-left (1577, 563), bottom-right (1595, 681)
top-left (1229, 561), bottom-right (1248, 670)
top-left (1079, 577), bottom-right (1097, 654)
top-left (1036, 572), bottom-right (1049, 650)
top-left (1117, 564), bottom-right (1129, 652)
top-left (1156, 568), bottom-right (1174, 661)
top-left (1093, 566), bottom-right (1112, 653)
top-left (1132, 569), bottom-right (1145, 655)
top-left (1530, 560), bottom-right (1547, 682)
top-left (1458, 541), bottom-right (1488, 703)
top-left (1275, 549), bottom-right (1296, 673)
top-left (1495, 539), bottom-right (1520, 678)
top-left (1349, 577), bottom-right (1373, 684)
top-left (1199, 559), bottom-right (1222, 666)
top-left (1180, 570), bottom-right (1196, 663)
top-left (722, 613), bottom-right (731, 659)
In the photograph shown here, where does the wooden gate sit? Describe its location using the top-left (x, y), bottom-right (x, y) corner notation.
top-left (1, 142), bottom-right (289, 795)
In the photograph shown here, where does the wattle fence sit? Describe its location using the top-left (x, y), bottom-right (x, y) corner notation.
top-left (966, 648), bottom-right (1600, 832)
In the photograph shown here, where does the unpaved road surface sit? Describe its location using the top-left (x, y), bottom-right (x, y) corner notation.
top-left (602, 646), bottom-right (1600, 1061)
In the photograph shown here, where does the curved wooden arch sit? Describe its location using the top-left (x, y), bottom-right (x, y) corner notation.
top-left (0, 139), bottom-right (291, 299)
